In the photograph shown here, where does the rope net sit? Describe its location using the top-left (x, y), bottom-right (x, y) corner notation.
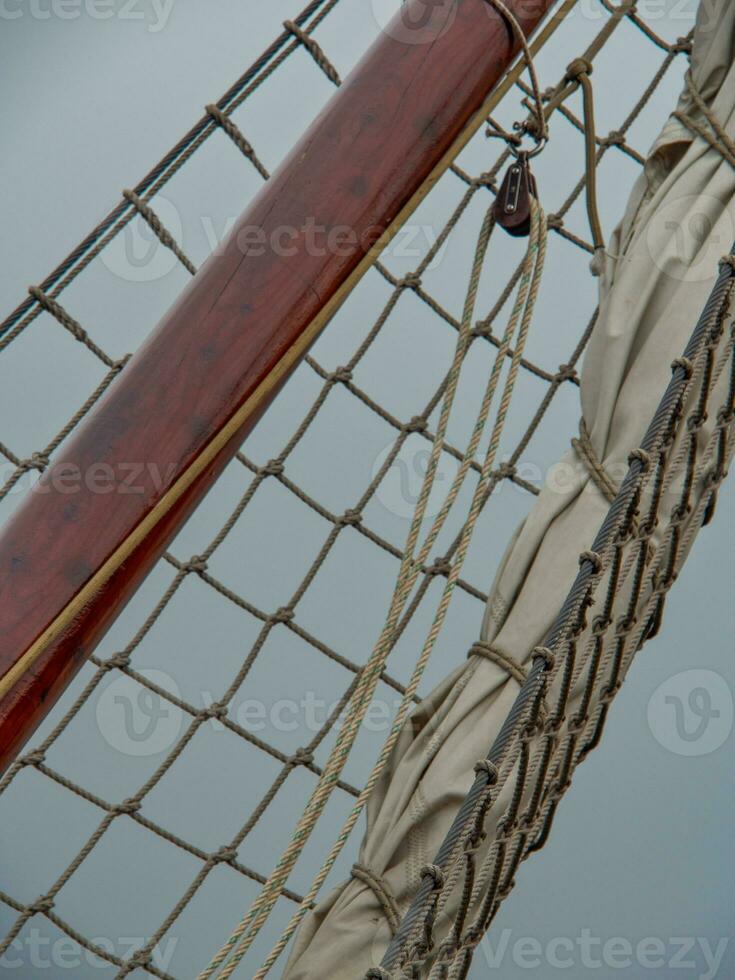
top-left (0, 2), bottom-right (727, 978)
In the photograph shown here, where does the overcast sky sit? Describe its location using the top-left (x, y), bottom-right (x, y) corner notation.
top-left (0, 2), bottom-right (733, 978)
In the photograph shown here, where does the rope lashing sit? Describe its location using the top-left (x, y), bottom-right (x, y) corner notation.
top-left (352, 864), bottom-right (402, 936)
top-left (122, 189), bottom-right (197, 276)
top-left (28, 286), bottom-right (117, 368)
top-left (205, 104), bottom-right (270, 180)
top-left (420, 865), bottom-right (446, 891)
top-left (531, 645), bottom-right (555, 672)
top-left (473, 759), bottom-right (499, 785)
top-left (468, 641), bottom-right (528, 687)
top-left (283, 19), bottom-right (341, 85)
top-left (572, 417), bottom-right (620, 503)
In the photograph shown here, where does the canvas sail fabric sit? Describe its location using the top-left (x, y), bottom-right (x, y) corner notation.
top-left (284, 3), bottom-right (735, 975)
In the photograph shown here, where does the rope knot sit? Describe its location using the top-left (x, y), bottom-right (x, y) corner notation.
top-left (472, 172), bottom-right (498, 191)
top-left (532, 645), bottom-right (556, 672)
top-left (556, 362), bottom-right (577, 383)
top-left (591, 614), bottom-right (612, 637)
top-left (599, 129), bottom-right (625, 149)
top-left (404, 416), bottom-right (427, 434)
top-left (261, 459), bottom-right (285, 477)
top-left (672, 35), bottom-right (693, 55)
top-left (291, 747), bottom-right (314, 767)
top-left (103, 652), bottom-right (131, 671)
top-left (600, 681), bottom-right (622, 704)
top-left (636, 516), bottom-right (657, 542)
top-left (213, 845), bottom-right (238, 864)
top-left (112, 799), bottom-right (141, 816)
top-left (520, 114), bottom-right (545, 143)
top-left (579, 550), bottom-right (603, 573)
top-left (113, 353), bottom-right (132, 372)
top-left (271, 606), bottom-right (294, 625)
top-left (340, 509), bottom-right (363, 527)
top-left (565, 57), bottom-right (593, 83)
top-left (628, 448), bottom-right (651, 470)
top-left (28, 896), bottom-right (54, 916)
top-left (567, 714), bottom-right (586, 737)
top-left (332, 366), bottom-right (353, 384)
top-left (428, 557), bottom-right (452, 578)
top-left (687, 410), bottom-right (707, 432)
top-left (420, 864), bottom-right (445, 890)
top-left (126, 950), bottom-right (152, 970)
top-left (183, 555), bottom-right (208, 575)
top-left (672, 355), bottom-right (694, 378)
top-left (21, 451), bottom-right (49, 473)
top-left (496, 462), bottom-right (517, 480)
top-left (546, 213), bottom-right (564, 231)
top-left (474, 759), bottom-right (499, 785)
top-left (543, 714), bottom-right (563, 736)
top-left (462, 927), bottom-right (483, 951)
top-left (550, 778), bottom-right (573, 802)
top-left (205, 702), bottom-right (229, 721)
top-left (399, 272), bottom-right (422, 290)
top-left (23, 749), bottom-right (46, 767)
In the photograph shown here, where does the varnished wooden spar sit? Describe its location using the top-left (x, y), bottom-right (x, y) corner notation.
top-left (0, 0), bottom-right (560, 771)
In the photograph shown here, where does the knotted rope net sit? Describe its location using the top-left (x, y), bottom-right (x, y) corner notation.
top-left (0, 2), bottom-right (727, 979)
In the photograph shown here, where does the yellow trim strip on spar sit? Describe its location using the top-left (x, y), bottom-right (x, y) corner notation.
top-left (0, 0), bottom-right (578, 703)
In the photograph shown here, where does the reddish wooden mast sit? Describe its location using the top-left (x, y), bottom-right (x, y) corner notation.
top-left (0, 0), bottom-right (559, 771)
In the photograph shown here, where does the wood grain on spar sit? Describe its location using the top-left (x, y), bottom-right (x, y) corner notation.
top-left (0, 0), bottom-right (558, 771)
